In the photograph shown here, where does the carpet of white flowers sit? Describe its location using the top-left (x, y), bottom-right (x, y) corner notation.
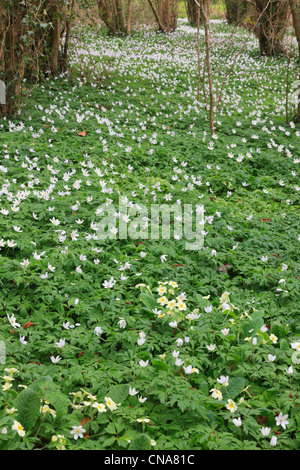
top-left (0, 19), bottom-right (299, 450)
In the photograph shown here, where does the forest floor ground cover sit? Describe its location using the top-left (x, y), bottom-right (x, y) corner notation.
top-left (0, 18), bottom-right (299, 450)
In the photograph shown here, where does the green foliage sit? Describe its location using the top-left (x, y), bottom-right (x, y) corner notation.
top-left (0, 18), bottom-right (299, 452)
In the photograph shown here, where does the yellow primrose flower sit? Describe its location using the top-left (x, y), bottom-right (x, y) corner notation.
top-left (83, 401), bottom-right (92, 407)
top-left (69, 391), bottom-right (83, 399)
top-left (220, 292), bottom-right (230, 303)
top-left (105, 397), bottom-right (118, 411)
top-left (12, 420), bottom-right (25, 437)
top-left (40, 405), bottom-right (56, 417)
top-left (270, 334), bottom-right (278, 344)
top-left (177, 302), bottom-right (187, 311)
top-left (167, 299), bottom-right (176, 310)
top-left (157, 296), bottom-right (168, 305)
top-left (4, 368), bottom-right (19, 375)
top-left (6, 407), bottom-right (17, 414)
top-left (169, 281), bottom-right (178, 288)
top-left (210, 388), bottom-right (223, 400)
top-left (52, 434), bottom-right (66, 450)
top-left (226, 399), bottom-right (238, 413)
top-left (2, 382), bottom-right (12, 391)
top-left (157, 285), bottom-right (167, 295)
top-left (2, 376), bottom-right (14, 382)
top-left (92, 402), bottom-right (107, 413)
top-left (70, 404), bottom-right (84, 410)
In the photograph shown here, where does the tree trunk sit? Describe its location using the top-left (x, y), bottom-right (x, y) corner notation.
top-left (225, 0), bottom-right (248, 25)
top-left (185, 0), bottom-right (200, 25)
top-left (288, 0), bottom-right (300, 119)
top-left (148, 0), bottom-right (179, 32)
top-left (98, 0), bottom-right (133, 35)
top-left (200, 0), bottom-right (214, 135)
top-left (254, 0), bottom-right (290, 56)
top-left (0, 0), bottom-right (25, 116)
top-left (50, 12), bottom-right (61, 75)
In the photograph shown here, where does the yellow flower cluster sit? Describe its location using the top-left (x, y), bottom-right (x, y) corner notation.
top-left (69, 389), bottom-right (120, 413)
top-left (1, 368), bottom-right (19, 391)
top-left (156, 281), bottom-right (187, 317)
top-left (52, 434), bottom-right (66, 450)
top-left (40, 399), bottom-right (56, 418)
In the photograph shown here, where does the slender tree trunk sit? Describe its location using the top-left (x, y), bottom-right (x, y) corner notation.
top-left (254, 0), bottom-right (290, 56)
top-left (98, 0), bottom-right (133, 35)
top-left (199, 0), bottom-right (214, 135)
top-left (196, 3), bottom-right (201, 103)
top-left (147, 0), bottom-right (179, 32)
top-left (0, 0), bottom-right (25, 115)
top-left (127, 0), bottom-right (133, 35)
top-left (185, 0), bottom-right (200, 25)
top-left (62, 0), bottom-right (74, 72)
top-left (50, 13), bottom-right (61, 75)
top-left (288, 0), bottom-right (300, 119)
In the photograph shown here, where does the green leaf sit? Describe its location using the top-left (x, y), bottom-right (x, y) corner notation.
top-left (105, 422), bottom-right (116, 434)
top-left (263, 388), bottom-right (278, 403)
top-left (241, 317), bottom-right (264, 337)
top-left (279, 338), bottom-right (290, 350)
top-left (14, 388), bottom-right (42, 430)
top-left (139, 293), bottom-right (157, 311)
top-left (107, 384), bottom-right (128, 404)
top-left (152, 360), bottom-right (169, 371)
top-left (45, 390), bottom-right (69, 420)
top-left (292, 351), bottom-right (300, 365)
top-left (128, 433), bottom-right (152, 450)
top-left (226, 377), bottom-right (246, 400)
top-left (103, 435), bottom-right (116, 447)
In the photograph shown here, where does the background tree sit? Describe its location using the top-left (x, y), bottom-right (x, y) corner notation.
top-left (224, 0), bottom-right (249, 25)
top-left (97, 0), bottom-right (133, 35)
top-left (0, 0), bottom-right (74, 116)
top-left (253, 0), bottom-right (290, 56)
top-left (288, 0), bottom-right (300, 120)
top-left (0, 0), bottom-right (26, 115)
top-left (184, 0), bottom-right (200, 25)
top-left (147, 0), bottom-right (180, 32)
